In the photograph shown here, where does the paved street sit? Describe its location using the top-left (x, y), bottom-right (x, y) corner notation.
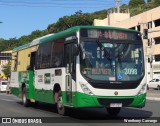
top-left (0, 90), bottom-right (159, 125)
top-left (147, 89), bottom-right (160, 100)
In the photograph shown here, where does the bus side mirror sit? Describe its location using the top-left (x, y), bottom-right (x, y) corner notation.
top-left (83, 52), bottom-right (85, 59)
top-left (81, 51), bottom-right (86, 60)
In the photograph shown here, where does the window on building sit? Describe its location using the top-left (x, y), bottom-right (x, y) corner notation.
top-left (154, 19), bottom-right (160, 27)
top-left (148, 21), bottom-right (152, 29)
top-left (154, 72), bottom-right (160, 74)
top-left (129, 27), bottom-right (135, 30)
top-left (155, 54), bottom-right (160, 61)
top-left (0, 53), bottom-right (12, 60)
top-left (148, 39), bottom-right (150, 46)
top-left (148, 57), bottom-right (150, 63)
top-left (129, 26), bottom-right (140, 31)
top-left (154, 37), bottom-right (160, 44)
top-left (137, 25), bottom-right (140, 31)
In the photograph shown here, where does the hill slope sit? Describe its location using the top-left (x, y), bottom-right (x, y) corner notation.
top-left (0, 0), bottom-right (160, 52)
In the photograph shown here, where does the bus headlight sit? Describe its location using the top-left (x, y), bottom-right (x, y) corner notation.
top-left (137, 83), bottom-right (146, 95)
top-left (80, 83), bottom-right (94, 95)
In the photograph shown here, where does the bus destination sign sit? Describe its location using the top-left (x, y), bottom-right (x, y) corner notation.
top-left (80, 29), bottom-right (141, 40)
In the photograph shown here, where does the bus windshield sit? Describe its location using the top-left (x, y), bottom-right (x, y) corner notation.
top-left (80, 40), bottom-right (144, 82)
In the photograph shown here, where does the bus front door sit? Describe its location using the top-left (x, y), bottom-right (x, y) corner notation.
top-left (64, 43), bottom-right (76, 106)
top-left (65, 75), bottom-right (72, 105)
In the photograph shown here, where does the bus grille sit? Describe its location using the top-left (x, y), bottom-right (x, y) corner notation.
top-left (97, 98), bottom-right (134, 107)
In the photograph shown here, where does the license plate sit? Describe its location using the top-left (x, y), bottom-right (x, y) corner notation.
top-left (110, 103), bottom-right (122, 107)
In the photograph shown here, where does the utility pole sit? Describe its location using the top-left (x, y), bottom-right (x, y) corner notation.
top-left (116, 0), bottom-right (120, 13)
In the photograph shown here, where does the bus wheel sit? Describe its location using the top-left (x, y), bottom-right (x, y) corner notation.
top-left (22, 87), bottom-right (30, 107)
top-left (106, 107), bottom-right (121, 116)
top-left (157, 85), bottom-right (160, 90)
top-left (57, 91), bottom-right (67, 116)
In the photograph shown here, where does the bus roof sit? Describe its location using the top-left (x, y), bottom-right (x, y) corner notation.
top-left (13, 26), bottom-right (140, 52)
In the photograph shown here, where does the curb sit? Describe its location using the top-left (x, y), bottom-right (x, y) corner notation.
top-left (146, 97), bottom-right (160, 101)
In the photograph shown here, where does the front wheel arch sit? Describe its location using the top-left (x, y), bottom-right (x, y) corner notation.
top-left (53, 83), bottom-right (61, 104)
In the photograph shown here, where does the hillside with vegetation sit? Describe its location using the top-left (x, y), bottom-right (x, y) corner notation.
top-left (0, 0), bottom-right (160, 52)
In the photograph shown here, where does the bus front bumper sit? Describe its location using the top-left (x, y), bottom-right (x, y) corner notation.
top-left (72, 92), bottom-right (146, 108)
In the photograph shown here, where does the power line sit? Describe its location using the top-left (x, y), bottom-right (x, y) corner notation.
top-left (0, 3), bottom-right (110, 8)
top-left (0, 0), bottom-right (130, 8)
top-left (0, 0), bottom-right (113, 5)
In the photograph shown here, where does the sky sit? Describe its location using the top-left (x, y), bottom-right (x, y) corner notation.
top-left (0, 0), bottom-right (130, 40)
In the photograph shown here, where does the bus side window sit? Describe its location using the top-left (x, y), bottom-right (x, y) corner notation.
top-left (35, 42), bottom-right (52, 69)
top-left (52, 53), bottom-right (62, 67)
top-left (51, 41), bottom-right (64, 68)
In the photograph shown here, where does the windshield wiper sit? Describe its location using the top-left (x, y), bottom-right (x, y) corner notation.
top-left (96, 39), bottom-right (111, 61)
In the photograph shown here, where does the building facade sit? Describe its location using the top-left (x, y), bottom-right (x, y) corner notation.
top-left (94, 6), bottom-right (160, 82)
top-left (0, 50), bottom-right (12, 79)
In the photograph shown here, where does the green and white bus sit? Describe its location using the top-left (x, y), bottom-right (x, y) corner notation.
top-left (10, 26), bottom-right (147, 116)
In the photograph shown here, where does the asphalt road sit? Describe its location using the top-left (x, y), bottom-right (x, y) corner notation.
top-left (147, 89), bottom-right (160, 98)
top-left (0, 90), bottom-right (159, 126)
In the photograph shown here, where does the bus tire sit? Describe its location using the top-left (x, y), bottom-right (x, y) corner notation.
top-left (57, 91), bottom-right (68, 116)
top-left (22, 87), bottom-right (30, 107)
top-left (157, 85), bottom-right (160, 90)
top-left (106, 107), bottom-right (121, 116)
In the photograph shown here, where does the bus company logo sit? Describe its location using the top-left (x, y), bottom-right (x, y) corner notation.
top-left (1, 118), bottom-right (42, 124)
top-left (2, 118), bottom-right (11, 123)
top-left (114, 91), bottom-right (118, 96)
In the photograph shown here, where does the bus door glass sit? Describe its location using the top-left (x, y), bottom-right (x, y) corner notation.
top-left (64, 43), bottom-right (74, 104)
top-left (30, 52), bottom-right (36, 71)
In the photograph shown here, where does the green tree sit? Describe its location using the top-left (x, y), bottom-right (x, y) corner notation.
top-left (0, 0), bottom-right (160, 51)
top-left (153, 0), bottom-right (160, 4)
top-left (129, 0), bottom-right (145, 7)
top-left (19, 29), bottom-right (49, 45)
top-left (2, 62), bottom-right (11, 79)
top-left (147, 0), bottom-right (152, 2)
top-left (47, 10), bottom-right (95, 33)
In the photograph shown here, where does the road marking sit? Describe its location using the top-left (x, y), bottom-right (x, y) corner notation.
top-left (0, 98), bottom-right (15, 102)
top-left (147, 97), bottom-right (160, 101)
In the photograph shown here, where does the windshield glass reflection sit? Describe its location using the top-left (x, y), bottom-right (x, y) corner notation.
top-left (80, 41), bottom-right (144, 81)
